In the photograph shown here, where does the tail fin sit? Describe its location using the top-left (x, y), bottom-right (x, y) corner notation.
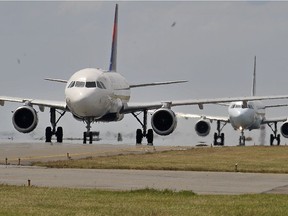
top-left (109, 4), bottom-right (118, 72)
top-left (252, 56), bottom-right (256, 96)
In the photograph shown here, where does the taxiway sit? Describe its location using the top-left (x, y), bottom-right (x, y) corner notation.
top-left (1, 141), bottom-right (288, 195)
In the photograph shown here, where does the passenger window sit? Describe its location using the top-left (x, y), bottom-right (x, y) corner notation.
top-left (86, 82), bottom-right (96, 88)
top-left (75, 81), bottom-right (85, 88)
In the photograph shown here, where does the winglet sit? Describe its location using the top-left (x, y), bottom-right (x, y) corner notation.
top-left (109, 4), bottom-right (118, 72)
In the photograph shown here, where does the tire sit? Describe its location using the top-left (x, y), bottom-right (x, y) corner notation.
top-left (136, 129), bottom-right (143, 144)
top-left (56, 127), bottom-right (63, 143)
top-left (147, 129), bottom-right (154, 145)
top-left (270, 134), bottom-right (274, 146)
top-left (45, 127), bottom-right (52, 143)
top-left (213, 133), bottom-right (218, 145)
top-left (221, 133), bottom-right (225, 146)
top-left (83, 132), bottom-right (87, 144)
top-left (277, 134), bottom-right (280, 146)
top-left (89, 132), bottom-right (93, 144)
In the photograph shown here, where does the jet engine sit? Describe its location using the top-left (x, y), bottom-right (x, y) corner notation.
top-left (195, 119), bottom-right (211, 137)
top-left (151, 108), bottom-right (177, 136)
top-left (12, 106), bottom-right (38, 133)
top-left (281, 121), bottom-right (288, 138)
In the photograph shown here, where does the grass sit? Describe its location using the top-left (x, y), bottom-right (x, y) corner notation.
top-left (0, 184), bottom-right (288, 216)
top-left (33, 146), bottom-right (288, 173)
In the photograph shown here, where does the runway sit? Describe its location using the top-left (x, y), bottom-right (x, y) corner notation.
top-left (1, 141), bottom-right (288, 195)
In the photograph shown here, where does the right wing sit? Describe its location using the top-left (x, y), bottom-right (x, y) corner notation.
top-left (0, 96), bottom-right (68, 111)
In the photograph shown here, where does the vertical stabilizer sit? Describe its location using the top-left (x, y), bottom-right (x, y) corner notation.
top-left (252, 56), bottom-right (256, 96)
top-left (109, 4), bottom-right (118, 72)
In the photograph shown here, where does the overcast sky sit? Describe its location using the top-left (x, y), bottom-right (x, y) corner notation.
top-left (1, 1), bottom-right (288, 145)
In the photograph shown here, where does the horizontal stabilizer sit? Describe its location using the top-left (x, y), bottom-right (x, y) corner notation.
top-left (130, 80), bottom-right (187, 88)
top-left (45, 78), bottom-right (68, 83)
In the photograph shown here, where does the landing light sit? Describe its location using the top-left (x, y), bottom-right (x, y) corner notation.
top-left (239, 126), bottom-right (243, 131)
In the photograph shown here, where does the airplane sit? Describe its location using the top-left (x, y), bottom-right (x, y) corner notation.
top-left (178, 56), bottom-right (288, 146)
top-left (1, 5), bottom-right (288, 145)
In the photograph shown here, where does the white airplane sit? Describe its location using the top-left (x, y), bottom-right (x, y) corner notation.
top-left (178, 56), bottom-right (288, 146)
top-left (1, 5), bottom-right (288, 145)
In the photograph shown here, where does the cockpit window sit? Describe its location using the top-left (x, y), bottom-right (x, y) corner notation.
top-left (67, 80), bottom-right (106, 89)
top-left (75, 81), bottom-right (85, 88)
top-left (68, 81), bottom-right (75, 88)
top-left (86, 81), bottom-right (97, 88)
top-left (97, 81), bottom-right (106, 89)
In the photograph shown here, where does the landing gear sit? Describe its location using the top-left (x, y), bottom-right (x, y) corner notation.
top-left (83, 119), bottom-right (94, 144)
top-left (268, 122), bottom-right (281, 146)
top-left (213, 120), bottom-right (226, 146)
top-left (132, 110), bottom-right (154, 145)
top-left (45, 108), bottom-right (66, 143)
top-left (239, 131), bottom-right (246, 146)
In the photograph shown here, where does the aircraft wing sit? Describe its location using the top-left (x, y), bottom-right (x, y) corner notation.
top-left (262, 117), bottom-right (287, 124)
top-left (176, 112), bottom-right (229, 122)
top-left (122, 95), bottom-right (288, 114)
top-left (0, 96), bottom-right (67, 111)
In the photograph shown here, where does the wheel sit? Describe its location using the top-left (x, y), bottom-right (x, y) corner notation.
top-left (89, 132), bottom-right (93, 144)
top-left (136, 129), bottom-right (143, 144)
top-left (270, 134), bottom-right (274, 146)
top-left (239, 136), bottom-right (245, 146)
top-left (220, 133), bottom-right (225, 146)
top-left (147, 129), bottom-right (154, 145)
top-left (56, 127), bottom-right (63, 143)
top-left (277, 134), bottom-right (280, 145)
top-left (83, 132), bottom-right (87, 144)
top-left (45, 127), bottom-right (52, 142)
top-left (213, 132), bottom-right (218, 145)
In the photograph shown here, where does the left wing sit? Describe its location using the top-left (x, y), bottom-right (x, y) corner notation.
top-left (176, 112), bottom-right (229, 122)
top-left (122, 95), bottom-right (288, 113)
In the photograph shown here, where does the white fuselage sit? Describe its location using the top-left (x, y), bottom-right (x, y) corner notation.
top-left (228, 101), bottom-right (265, 131)
top-left (65, 68), bottom-right (130, 121)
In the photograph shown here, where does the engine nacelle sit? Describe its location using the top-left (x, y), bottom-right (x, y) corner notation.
top-left (12, 106), bottom-right (38, 133)
top-left (281, 121), bottom-right (288, 138)
top-left (151, 108), bottom-right (177, 136)
top-left (195, 119), bottom-right (211, 137)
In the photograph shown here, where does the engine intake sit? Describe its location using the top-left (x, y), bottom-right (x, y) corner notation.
top-left (281, 121), bottom-right (288, 138)
top-left (151, 108), bottom-right (177, 136)
top-left (12, 106), bottom-right (38, 133)
top-left (195, 119), bottom-right (211, 137)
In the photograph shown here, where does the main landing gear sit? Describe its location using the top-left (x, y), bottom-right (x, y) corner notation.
top-left (132, 110), bottom-right (154, 145)
top-left (267, 122), bottom-right (281, 146)
top-left (45, 108), bottom-right (66, 143)
top-left (213, 120), bottom-right (227, 146)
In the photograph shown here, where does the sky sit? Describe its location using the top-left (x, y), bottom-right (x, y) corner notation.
top-left (1, 1), bottom-right (288, 146)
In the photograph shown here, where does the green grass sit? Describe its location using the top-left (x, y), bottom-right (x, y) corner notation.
top-left (0, 185), bottom-right (288, 216)
top-left (33, 146), bottom-right (288, 173)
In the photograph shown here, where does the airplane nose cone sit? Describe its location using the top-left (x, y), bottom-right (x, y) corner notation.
top-left (66, 90), bottom-right (108, 117)
top-left (230, 109), bottom-right (255, 129)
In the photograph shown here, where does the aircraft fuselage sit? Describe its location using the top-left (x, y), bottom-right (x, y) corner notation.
top-left (228, 101), bottom-right (265, 131)
top-left (65, 68), bottom-right (130, 121)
